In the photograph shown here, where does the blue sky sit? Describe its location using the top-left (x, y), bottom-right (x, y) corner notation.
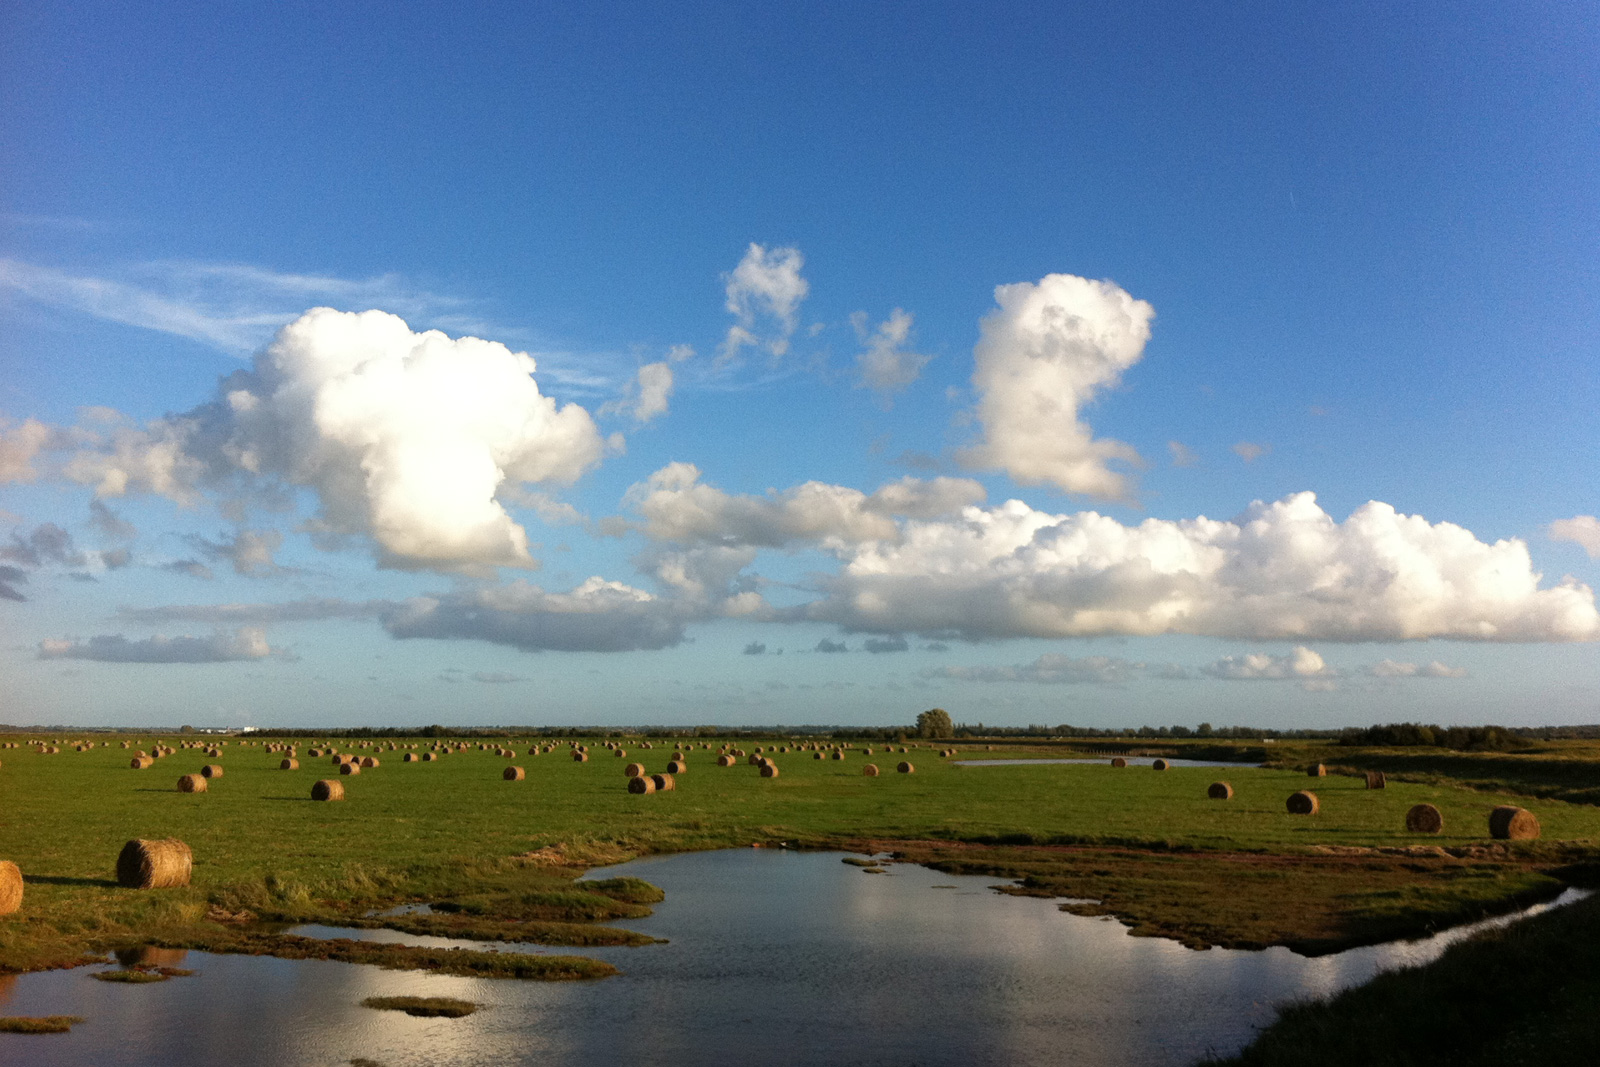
top-left (2, 1), bottom-right (1597, 729)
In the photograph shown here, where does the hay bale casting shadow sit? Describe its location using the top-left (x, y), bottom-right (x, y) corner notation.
top-left (503, 766), bottom-right (525, 781)
top-left (117, 839), bottom-right (192, 889)
top-left (1489, 805), bottom-right (1540, 840)
top-left (200, 764), bottom-right (224, 779)
top-left (897, 761), bottom-right (915, 774)
top-left (1208, 781), bottom-right (1233, 800)
top-left (863, 764), bottom-right (880, 777)
top-left (0, 860), bottom-right (22, 914)
top-left (1286, 791), bottom-right (1319, 815)
top-left (177, 774), bottom-right (206, 793)
top-left (311, 779), bottom-right (345, 802)
top-left (1406, 803), bottom-right (1444, 834)
top-left (280, 758), bottom-right (299, 770)
top-left (627, 776), bottom-right (656, 794)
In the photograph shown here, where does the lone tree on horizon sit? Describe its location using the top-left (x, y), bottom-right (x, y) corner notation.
top-left (917, 708), bottom-right (954, 739)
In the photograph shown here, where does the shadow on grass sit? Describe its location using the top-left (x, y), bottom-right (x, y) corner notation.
top-left (23, 874), bottom-right (120, 888)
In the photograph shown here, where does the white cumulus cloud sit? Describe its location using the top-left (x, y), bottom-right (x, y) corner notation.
top-left (719, 244), bottom-right (809, 363)
top-left (853, 308), bottom-right (931, 394)
top-left (958, 274), bottom-right (1153, 500)
top-left (1551, 516), bottom-right (1600, 559)
top-left (1368, 659), bottom-right (1469, 678)
top-left (1203, 646), bottom-right (1332, 680)
top-left (804, 492), bottom-right (1600, 643)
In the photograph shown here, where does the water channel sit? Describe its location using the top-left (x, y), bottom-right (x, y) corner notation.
top-left (0, 849), bottom-right (1578, 1067)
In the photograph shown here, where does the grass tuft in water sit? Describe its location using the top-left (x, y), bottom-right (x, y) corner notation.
top-left (0, 1016), bottom-right (85, 1033)
top-left (362, 995), bottom-right (478, 1018)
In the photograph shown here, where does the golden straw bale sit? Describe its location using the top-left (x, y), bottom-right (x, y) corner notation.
top-left (422, 752), bottom-right (438, 761)
top-left (897, 761), bottom-right (915, 774)
top-left (1286, 790), bottom-right (1319, 815)
top-left (624, 762), bottom-right (646, 778)
top-left (749, 754), bottom-right (763, 766)
top-left (1152, 759), bottom-right (1169, 771)
top-left (339, 762), bottom-right (360, 776)
top-left (130, 757), bottom-right (153, 770)
top-left (1208, 781), bottom-right (1234, 800)
top-left (628, 775), bottom-right (656, 794)
top-left (667, 760), bottom-right (686, 774)
top-left (612, 749), bottom-right (624, 758)
top-left (1406, 803), bottom-right (1444, 834)
top-left (361, 757), bottom-right (379, 768)
top-left (504, 766), bottom-right (526, 781)
top-left (717, 754), bottom-right (736, 767)
top-left (177, 774), bottom-right (206, 793)
top-left (863, 764), bottom-right (880, 777)
top-left (0, 861), bottom-right (23, 914)
top-left (1365, 771), bottom-right (1387, 790)
top-left (280, 758), bottom-right (299, 770)
top-left (573, 752), bottom-right (588, 762)
top-left (200, 764), bottom-right (223, 778)
top-left (863, 748), bottom-right (873, 756)
top-left (831, 751), bottom-right (844, 760)
top-left (1489, 806), bottom-right (1540, 840)
top-left (1308, 763), bottom-right (1326, 777)
top-left (403, 753), bottom-right (419, 762)
top-left (116, 838), bottom-right (192, 889)
top-left (312, 779), bottom-right (344, 801)
top-left (1111, 757), bottom-right (1127, 768)
top-left (760, 764), bottom-right (779, 778)
top-left (813, 752), bottom-right (823, 760)
top-left (652, 773), bottom-right (676, 791)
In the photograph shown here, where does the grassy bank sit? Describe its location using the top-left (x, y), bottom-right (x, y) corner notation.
top-left (3, 734), bottom-right (1599, 974)
top-left (1213, 888), bottom-right (1600, 1066)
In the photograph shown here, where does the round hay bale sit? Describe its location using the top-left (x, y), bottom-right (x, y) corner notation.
top-left (1110, 757), bottom-right (1127, 768)
top-left (1208, 781), bottom-right (1234, 800)
top-left (0, 860), bottom-right (22, 914)
top-left (672, 752), bottom-right (685, 761)
top-left (361, 757), bottom-right (380, 768)
top-left (201, 764), bottom-right (224, 778)
top-left (863, 764), bottom-right (880, 777)
top-left (760, 764), bottom-right (779, 778)
top-left (749, 754), bottom-right (763, 766)
top-left (1286, 790), bottom-right (1319, 815)
top-left (1151, 759), bottom-right (1169, 771)
top-left (624, 762), bottom-right (646, 778)
top-left (831, 751), bottom-right (844, 760)
top-left (652, 773), bottom-right (676, 791)
top-left (572, 752), bottom-right (588, 762)
top-left (1405, 803), bottom-right (1444, 834)
top-left (130, 756), bottom-right (153, 770)
top-left (628, 775), bottom-right (656, 794)
top-left (403, 753), bottom-right (419, 762)
top-left (116, 838), bottom-right (192, 889)
top-left (863, 748), bottom-right (873, 756)
top-left (897, 761), bottom-right (915, 774)
top-left (1308, 763), bottom-right (1326, 777)
top-left (1489, 806), bottom-right (1540, 840)
top-left (504, 765), bottom-right (526, 781)
top-left (1365, 771), bottom-right (1387, 790)
top-left (177, 773), bottom-right (206, 793)
top-left (612, 749), bottom-right (624, 758)
top-left (311, 779), bottom-right (344, 801)
top-left (339, 762), bottom-right (360, 776)
top-left (280, 758), bottom-right (299, 770)
top-left (813, 752), bottom-right (823, 760)
top-left (717, 754), bottom-right (736, 767)
top-left (308, 748), bottom-right (323, 757)
top-left (423, 752), bottom-right (438, 762)
top-left (667, 760), bottom-right (686, 774)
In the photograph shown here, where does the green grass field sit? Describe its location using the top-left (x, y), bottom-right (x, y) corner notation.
top-left (2, 734), bottom-right (1599, 973)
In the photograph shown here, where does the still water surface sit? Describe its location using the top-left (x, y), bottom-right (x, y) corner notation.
top-left (1, 849), bottom-right (1578, 1067)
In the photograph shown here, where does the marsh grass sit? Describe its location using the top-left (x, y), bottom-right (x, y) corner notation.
top-left (0, 1015), bottom-right (84, 1033)
top-left (361, 995), bottom-right (478, 1018)
top-left (4, 734), bottom-right (1600, 972)
top-left (91, 968), bottom-right (170, 983)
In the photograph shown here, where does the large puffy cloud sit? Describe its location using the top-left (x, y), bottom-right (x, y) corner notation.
top-left (38, 627), bottom-right (277, 663)
top-left (804, 492), bottom-right (1600, 643)
top-left (958, 274), bottom-right (1153, 500)
top-left (32, 309), bottom-right (610, 572)
top-left (383, 577), bottom-right (688, 652)
top-left (627, 463), bottom-right (987, 547)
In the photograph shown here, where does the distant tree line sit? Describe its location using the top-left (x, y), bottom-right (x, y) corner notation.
top-left (1338, 723), bottom-right (1530, 751)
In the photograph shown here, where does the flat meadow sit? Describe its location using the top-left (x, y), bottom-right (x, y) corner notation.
top-left (5, 733), bottom-right (1600, 976)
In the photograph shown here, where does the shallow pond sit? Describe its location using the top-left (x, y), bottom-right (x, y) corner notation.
top-left (0, 849), bottom-right (1579, 1067)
